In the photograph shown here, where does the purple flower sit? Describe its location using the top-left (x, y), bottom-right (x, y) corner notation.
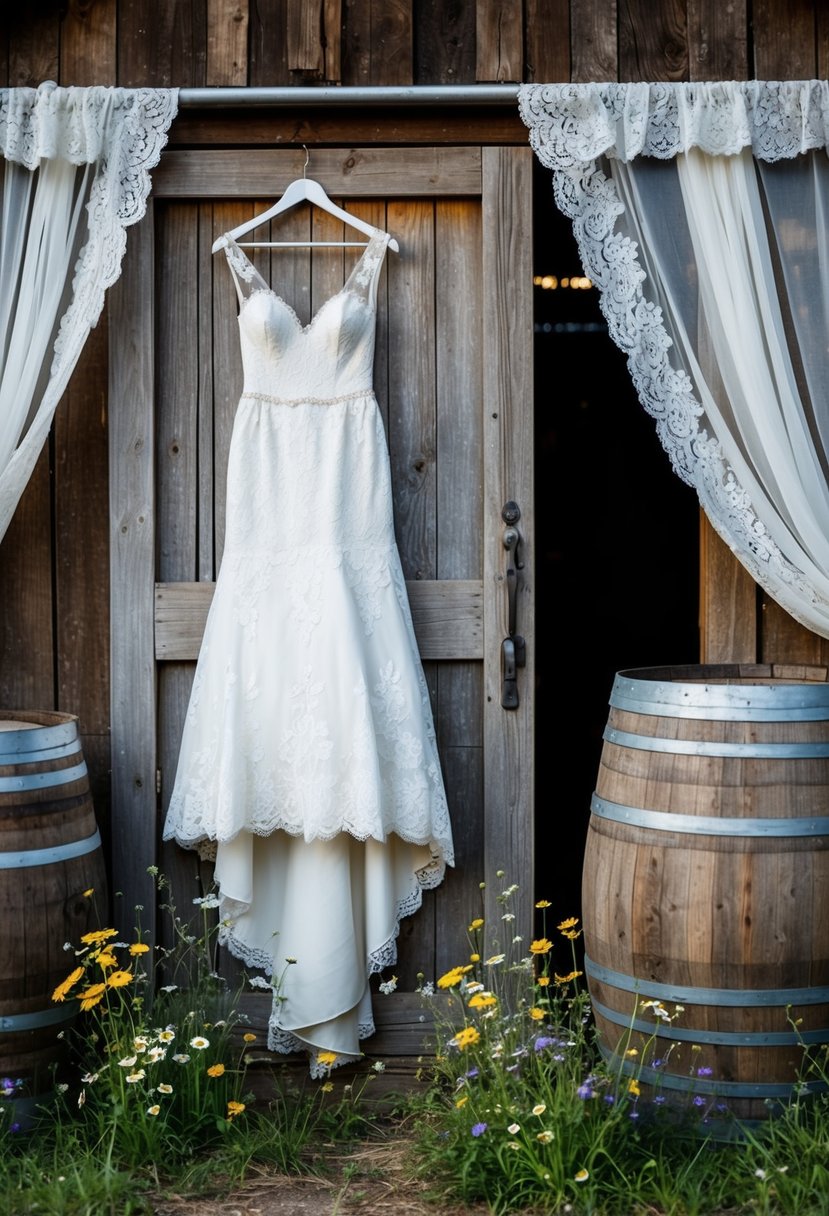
top-left (629, 1111), bottom-right (640, 1120)
top-left (603, 1094), bottom-right (615, 1105)
top-left (465, 1067), bottom-right (479, 1079)
top-left (577, 1083), bottom-right (594, 1100)
top-left (697, 1067), bottom-right (713, 1077)
top-left (534, 1036), bottom-right (555, 1053)
top-left (693, 1096), bottom-right (705, 1107)
top-left (653, 1095), bottom-right (666, 1105)
top-left (471, 1122), bottom-right (487, 1137)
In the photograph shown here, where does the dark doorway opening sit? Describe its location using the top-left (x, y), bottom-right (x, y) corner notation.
top-left (532, 160), bottom-right (700, 921)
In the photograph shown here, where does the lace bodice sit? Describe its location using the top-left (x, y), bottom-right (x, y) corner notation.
top-left (224, 232), bottom-right (389, 402)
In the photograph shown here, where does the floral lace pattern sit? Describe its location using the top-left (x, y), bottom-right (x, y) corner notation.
top-left (519, 81), bottom-right (829, 633)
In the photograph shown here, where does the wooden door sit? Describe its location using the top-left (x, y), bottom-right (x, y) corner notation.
top-left (109, 144), bottom-right (533, 1046)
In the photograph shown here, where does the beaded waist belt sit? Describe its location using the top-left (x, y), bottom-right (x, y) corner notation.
top-left (241, 388), bottom-right (370, 407)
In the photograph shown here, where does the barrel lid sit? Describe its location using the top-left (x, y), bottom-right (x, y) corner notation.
top-left (612, 666), bottom-right (829, 720)
top-left (0, 713), bottom-right (80, 754)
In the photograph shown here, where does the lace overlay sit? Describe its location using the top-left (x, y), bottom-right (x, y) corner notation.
top-left (519, 81), bottom-right (829, 634)
top-left (164, 226), bottom-right (453, 1071)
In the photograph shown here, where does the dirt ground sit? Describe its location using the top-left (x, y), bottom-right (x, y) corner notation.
top-left (150, 1139), bottom-right (495, 1216)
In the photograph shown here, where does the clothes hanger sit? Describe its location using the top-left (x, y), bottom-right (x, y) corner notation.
top-left (211, 147), bottom-right (399, 254)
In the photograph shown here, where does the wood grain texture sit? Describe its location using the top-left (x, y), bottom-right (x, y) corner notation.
top-left (108, 209), bottom-right (158, 939)
top-left (117, 0), bottom-right (207, 87)
top-left (525, 0), bottom-right (570, 83)
top-left (619, 0), bottom-right (688, 82)
top-left (343, 0), bottom-right (412, 85)
top-left (481, 147), bottom-right (534, 941)
top-left (476, 0), bottom-right (523, 82)
top-left (760, 596), bottom-right (829, 668)
top-left (153, 147), bottom-right (483, 199)
top-left (687, 0), bottom-right (748, 80)
top-left (287, 0), bottom-right (342, 79)
top-left (207, 0), bottom-right (249, 85)
top-left (570, 0), bottom-right (617, 83)
top-left (752, 0), bottom-right (817, 79)
top-left (249, 0), bottom-right (290, 84)
top-left (414, 0), bottom-right (476, 84)
top-left (167, 111), bottom-right (528, 148)
top-left (59, 0), bottom-right (117, 84)
top-left (7, 7), bottom-right (59, 85)
top-left (699, 514), bottom-right (756, 664)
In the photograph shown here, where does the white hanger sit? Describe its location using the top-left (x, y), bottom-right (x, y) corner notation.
top-left (211, 150), bottom-right (399, 254)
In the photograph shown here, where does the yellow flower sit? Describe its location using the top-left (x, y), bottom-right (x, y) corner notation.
top-left (243, 1033), bottom-right (257, 1043)
top-left (95, 950), bottom-right (117, 967)
top-left (628, 1079), bottom-right (641, 1097)
top-left (554, 970), bottom-right (583, 984)
top-left (535, 899), bottom-right (551, 909)
top-left (317, 1051), bottom-right (337, 1067)
top-left (574, 1168), bottom-right (589, 1183)
top-left (537, 976), bottom-right (550, 987)
top-left (561, 929), bottom-right (581, 941)
top-left (468, 918), bottom-right (484, 932)
top-left (106, 970), bottom-right (133, 989)
top-left (469, 953), bottom-right (481, 963)
top-left (129, 942), bottom-right (150, 956)
top-left (484, 954), bottom-right (505, 966)
top-left (83, 888), bottom-right (95, 898)
top-left (207, 1063), bottom-right (225, 1078)
top-left (537, 1130), bottom-right (554, 1143)
top-left (436, 964), bottom-right (474, 989)
top-left (451, 1026), bottom-right (480, 1051)
top-left (158, 1030), bottom-right (175, 1043)
top-left (528, 1007), bottom-right (545, 1021)
top-left (321, 1081), bottom-right (334, 1093)
top-left (557, 917), bottom-right (579, 931)
top-left (80, 928), bottom-right (118, 945)
top-left (125, 1070), bottom-right (146, 1083)
top-left (78, 982), bottom-right (107, 1012)
top-left (625, 1048), bottom-right (639, 1058)
top-left (467, 993), bottom-right (497, 1010)
top-left (455, 1094), bottom-right (469, 1108)
top-left (530, 938), bottom-right (553, 955)
top-left (532, 1103), bottom-right (547, 1116)
top-left (52, 966), bottom-right (84, 1003)
top-left (227, 1100), bottom-right (245, 1119)
top-left (147, 1104), bottom-right (160, 1116)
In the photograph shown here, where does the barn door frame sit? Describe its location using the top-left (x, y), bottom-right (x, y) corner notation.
top-left (108, 143), bottom-right (534, 950)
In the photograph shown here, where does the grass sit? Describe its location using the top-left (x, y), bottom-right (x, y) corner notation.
top-left (3, 867), bottom-right (829, 1216)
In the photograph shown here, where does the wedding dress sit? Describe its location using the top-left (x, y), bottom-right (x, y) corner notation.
top-left (162, 228), bottom-right (454, 1072)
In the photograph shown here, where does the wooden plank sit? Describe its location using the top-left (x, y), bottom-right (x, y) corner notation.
top-left (249, 0), bottom-right (290, 85)
top-left (166, 111), bottom-right (528, 148)
top-left (525, 0), bottom-right (570, 83)
top-left (343, 0), bottom-right (413, 85)
top-left (0, 449), bottom-right (54, 710)
top-left (197, 205), bottom-right (216, 579)
top-left (414, 0), bottom-right (476, 84)
top-left (619, 0), bottom-right (688, 81)
top-left (207, 0), bottom-right (248, 86)
top-left (152, 147), bottom-right (483, 199)
top-left (760, 595), bottom-right (829, 667)
top-left (59, 0), bottom-right (117, 84)
top-left (753, 0), bottom-right (817, 78)
top-left (154, 579), bottom-right (485, 660)
top-left (287, 0), bottom-right (342, 80)
top-left (570, 0), bottom-right (617, 82)
top-left (117, 0), bottom-right (207, 87)
top-left (476, 0), bottom-right (523, 82)
top-left (481, 146), bottom-right (534, 942)
top-left (820, 3), bottom-right (829, 80)
top-left (109, 207), bottom-right (157, 940)
top-left (8, 6), bottom-right (59, 85)
top-left (687, 0), bottom-right (749, 80)
top-left (698, 513), bottom-right (756, 663)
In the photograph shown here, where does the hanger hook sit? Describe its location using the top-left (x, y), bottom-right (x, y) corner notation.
top-left (302, 144), bottom-right (309, 178)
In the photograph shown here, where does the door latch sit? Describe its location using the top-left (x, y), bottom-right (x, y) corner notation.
top-left (501, 500), bottom-right (526, 709)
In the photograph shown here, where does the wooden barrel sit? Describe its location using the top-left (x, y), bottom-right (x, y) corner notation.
top-left (582, 664), bottom-right (829, 1125)
top-left (0, 712), bottom-right (108, 1103)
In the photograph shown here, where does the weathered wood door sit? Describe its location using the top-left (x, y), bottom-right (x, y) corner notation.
top-left (109, 144), bottom-right (533, 1039)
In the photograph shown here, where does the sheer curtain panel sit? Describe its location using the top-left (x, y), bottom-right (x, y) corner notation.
top-left (520, 81), bottom-right (829, 638)
top-left (0, 84), bottom-right (177, 544)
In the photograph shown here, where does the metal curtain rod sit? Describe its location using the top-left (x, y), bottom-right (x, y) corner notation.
top-left (177, 84), bottom-right (521, 108)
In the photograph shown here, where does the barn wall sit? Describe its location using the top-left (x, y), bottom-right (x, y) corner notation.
top-left (0, 0), bottom-right (825, 835)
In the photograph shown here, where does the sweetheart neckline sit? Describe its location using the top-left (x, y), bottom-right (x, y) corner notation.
top-left (238, 284), bottom-right (370, 333)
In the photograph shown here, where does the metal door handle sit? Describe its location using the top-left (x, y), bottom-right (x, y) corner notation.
top-left (501, 501), bottom-right (526, 709)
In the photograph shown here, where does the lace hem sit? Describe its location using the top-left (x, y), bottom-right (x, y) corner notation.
top-left (519, 80), bottom-right (829, 635)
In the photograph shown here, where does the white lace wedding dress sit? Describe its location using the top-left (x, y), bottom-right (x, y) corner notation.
top-left (163, 228), bottom-right (454, 1072)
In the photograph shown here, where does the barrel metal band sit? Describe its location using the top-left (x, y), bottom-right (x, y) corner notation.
top-left (0, 827), bottom-right (101, 870)
top-left (0, 1004), bottom-right (77, 1032)
top-left (0, 719), bottom-right (78, 754)
top-left (585, 956), bottom-right (829, 1007)
top-left (0, 739), bottom-right (82, 766)
top-left (597, 1044), bottom-right (829, 1098)
top-left (591, 794), bottom-right (829, 838)
top-left (591, 995), bottom-right (829, 1047)
top-left (0, 759), bottom-right (88, 793)
top-left (611, 674), bottom-right (829, 720)
top-left (603, 726), bottom-right (829, 759)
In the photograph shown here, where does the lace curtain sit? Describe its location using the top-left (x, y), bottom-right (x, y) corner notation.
top-left (520, 81), bottom-right (829, 638)
top-left (0, 84), bottom-right (178, 544)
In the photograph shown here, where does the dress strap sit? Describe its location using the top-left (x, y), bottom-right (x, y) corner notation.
top-left (222, 238), bottom-right (269, 307)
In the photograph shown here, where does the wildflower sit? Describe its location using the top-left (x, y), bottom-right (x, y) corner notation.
top-left (693, 1096), bottom-right (705, 1107)
top-left (507, 1122), bottom-right (520, 1134)
top-left (372, 1060), bottom-right (386, 1073)
top-left (455, 1095), bottom-right (469, 1108)
top-left (52, 966), bottom-right (84, 1002)
top-left (528, 1007), bottom-right (545, 1021)
top-left (537, 976), bottom-right (550, 987)
top-left (227, 1100), bottom-right (245, 1119)
top-left (577, 1082), bottom-right (594, 1099)
top-left (207, 1063), bottom-right (225, 1078)
top-left (574, 1169), bottom-right (589, 1183)
top-left (134, 1037), bottom-right (148, 1051)
top-left (317, 1051), bottom-right (337, 1067)
top-left (248, 975), bottom-right (272, 990)
top-left (534, 1036), bottom-right (554, 1052)
top-left (628, 1079), bottom-right (641, 1097)
top-left (625, 1048), bottom-right (639, 1058)
top-left (557, 917), bottom-right (579, 931)
top-left (437, 965), bottom-right (473, 989)
top-left (451, 1027), bottom-right (480, 1051)
top-left (561, 929), bottom-right (581, 940)
top-left (530, 938), bottom-right (553, 955)
top-left (95, 951), bottom-right (118, 969)
top-left (147, 1104), bottom-right (160, 1116)
top-left (125, 1071), bottom-right (146, 1083)
top-left (80, 1072), bottom-right (98, 1084)
top-left (485, 954), bottom-right (505, 965)
top-left (83, 888), bottom-right (95, 897)
top-left (321, 1081), bottom-right (334, 1093)
top-left (468, 993), bottom-right (497, 1010)
top-left (172, 1054), bottom-right (190, 1064)
top-left (147, 1047), bottom-right (167, 1063)
top-left (129, 943), bottom-right (150, 956)
top-left (285, 957), bottom-right (297, 965)
top-left (468, 918), bottom-right (484, 931)
top-left (501, 912), bottom-right (515, 922)
top-left (77, 1089), bottom-right (86, 1108)
top-left (469, 953), bottom-right (481, 963)
top-left (158, 1029), bottom-right (175, 1043)
top-left (80, 928), bottom-right (118, 945)
top-left (118, 1056), bottom-right (138, 1068)
top-left (79, 983), bottom-right (107, 1011)
top-left (243, 1033), bottom-right (257, 1043)
top-left (537, 1130), bottom-right (554, 1143)
top-left (697, 1066), bottom-right (714, 1077)
top-left (532, 1103), bottom-right (547, 1116)
top-left (535, 899), bottom-right (551, 908)
top-left (378, 975), bottom-right (398, 995)
top-left (471, 1122), bottom-right (487, 1137)
top-left (755, 1168), bottom-right (767, 1180)
top-left (554, 970), bottom-right (582, 984)
top-left (190, 1037), bottom-right (210, 1050)
top-left (107, 970), bottom-right (133, 989)
top-left (157, 1083), bottom-right (173, 1094)
top-left (192, 894), bottom-right (221, 909)
top-left (159, 985), bottom-right (178, 993)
